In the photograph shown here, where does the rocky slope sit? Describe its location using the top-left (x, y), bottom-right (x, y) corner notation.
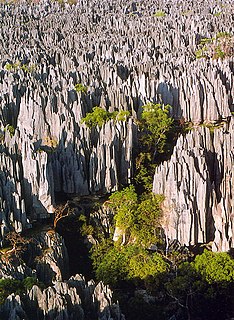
top-left (0, 229), bottom-right (123, 320)
top-left (0, 0), bottom-right (233, 318)
top-left (153, 117), bottom-right (234, 251)
top-left (0, 0), bottom-right (233, 243)
top-left (1, 276), bottom-right (124, 320)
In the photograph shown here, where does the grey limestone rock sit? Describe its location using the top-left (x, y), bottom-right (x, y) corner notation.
top-left (0, 0), bottom-right (233, 245)
top-left (153, 118), bottom-right (234, 251)
top-left (0, 275), bottom-right (124, 320)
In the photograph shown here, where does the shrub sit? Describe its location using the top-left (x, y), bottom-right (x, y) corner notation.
top-left (108, 186), bottom-right (164, 246)
top-left (116, 110), bottom-right (131, 121)
top-left (132, 193), bottom-right (164, 246)
top-left (95, 246), bottom-right (128, 285)
top-left (81, 107), bottom-right (114, 128)
top-left (109, 185), bottom-right (138, 232)
top-left (195, 33), bottom-right (234, 59)
top-left (95, 244), bottom-right (168, 286)
top-left (154, 10), bottom-right (166, 17)
top-left (5, 62), bottom-right (36, 73)
top-left (81, 108), bottom-right (131, 128)
top-left (4, 125), bottom-right (15, 137)
top-left (74, 83), bottom-right (88, 94)
top-left (128, 249), bottom-right (169, 281)
top-left (0, 278), bottom-right (23, 304)
top-left (194, 250), bottom-right (234, 285)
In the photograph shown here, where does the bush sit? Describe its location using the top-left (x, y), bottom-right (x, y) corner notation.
top-left (195, 33), bottom-right (234, 59)
top-left (96, 246), bottom-right (129, 285)
top-left (81, 107), bottom-right (115, 128)
top-left (140, 103), bottom-right (173, 154)
top-left (95, 244), bottom-right (169, 286)
top-left (0, 276), bottom-right (45, 305)
top-left (128, 250), bottom-right (169, 281)
top-left (108, 186), bottom-right (164, 246)
top-left (0, 278), bottom-right (23, 304)
top-left (81, 108), bottom-right (131, 128)
top-left (154, 10), bottom-right (166, 17)
top-left (194, 250), bottom-right (234, 284)
top-left (109, 185), bottom-right (138, 232)
top-left (74, 83), bottom-right (88, 94)
top-left (165, 251), bottom-right (234, 319)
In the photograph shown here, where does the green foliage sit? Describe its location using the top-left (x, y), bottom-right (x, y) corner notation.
top-left (74, 83), bottom-right (88, 94)
top-left (0, 278), bottom-right (22, 304)
top-left (134, 152), bottom-right (156, 192)
top-left (165, 251), bottom-right (234, 319)
top-left (194, 250), bottom-right (234, 285)
top-left (213, 11), bottom-right (222, 17)
top-left (216, 31), bottom-right (231, 38)
top-left (116, 110), bottom-right (131, 121)
top-left (0, 277), bottom-right (45, 305)
top-left (78, 213), bottom-right (94, 236)
top-left (135, 103), bottom-right (174, 192)
top-left (81, 107), bottom-right (112, 128)
top-left (4, 125), bottom-right (15, 137)
top-left (95, 244), bottom-right (168, 286)
top-left (195, 32), bottom-right (233, 59)
top-left (22, 277), bottom-right (44, 290)
top-left (108, 186), bottom-right (163, 246)
top-left (5, 62), bottom-right (36, 73)
top-left (154, 10), bottom-right (166, 17)
top-left (140, 103), bottom-right (173, 155)
top-left (90, 238), bottom-right (113, 270)
top-left (81, 107), bottom-right (131, 128)
top-left (128, 250), bottom-right (169, 281)
top-left (133, 193), bottom-right (164, 246)
top-left (109, 185), bottom-right (138, 231)
top-left (95, 245), bottom-right (129, 285)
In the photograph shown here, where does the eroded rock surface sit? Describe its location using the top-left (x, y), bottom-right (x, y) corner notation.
top-left (153, 118), bottom-right (234, 251)
top-left (0, 275), bottom-right (124, 320)
top-left (0, 0), bottom-right (233, 245)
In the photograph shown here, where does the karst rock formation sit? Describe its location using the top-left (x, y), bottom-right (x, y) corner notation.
top-left (0, 0), bottom-right (233, 287)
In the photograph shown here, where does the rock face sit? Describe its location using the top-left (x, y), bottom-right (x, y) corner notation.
top-left (0, 229), bottom-right (69, 283)
top-left (0, 0), bottom-right (233, 242)
top-left (153, 117), bottom-right (234, 251)
top-left (0, 229), bottom-right (124, 319)
top-left (0, 275), bottom-right (124, 320)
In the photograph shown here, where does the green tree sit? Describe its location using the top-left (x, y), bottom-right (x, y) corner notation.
top-left (128, 250), bottom-right (169, 281)
top-left (133, 194), bottom-right (164, 246)
top-left (135, 103), bottom-right (174, 192)
top-left (74, 83), bottom-right (88, 94)
top-left (95, 244), bottom-right (168, 287)
top-left (165, 251), bottom-right (234, 320)
top-left (95, 245), bottom-right (128, 285)
top-left (108, 185), bottom-right (138, 233)
top-left (194, 250), bottom-right (234, 285)
top-left (140, 103), bottom-right (174, 155)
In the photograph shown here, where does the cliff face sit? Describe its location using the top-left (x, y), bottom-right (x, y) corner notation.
top-left (153, 118), bottom-right (234, 251)
top-left (0, 0), bottom-right (233, 244)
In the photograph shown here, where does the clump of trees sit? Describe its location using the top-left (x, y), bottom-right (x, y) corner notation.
top-left (108, 185), bottom-right (164, 246)
top-left (94, 244), bottom-right (169, 287)
top-left (90, 185), bottom-right (166, 287)
top-left (165, 250), bottom-right (234, 319)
